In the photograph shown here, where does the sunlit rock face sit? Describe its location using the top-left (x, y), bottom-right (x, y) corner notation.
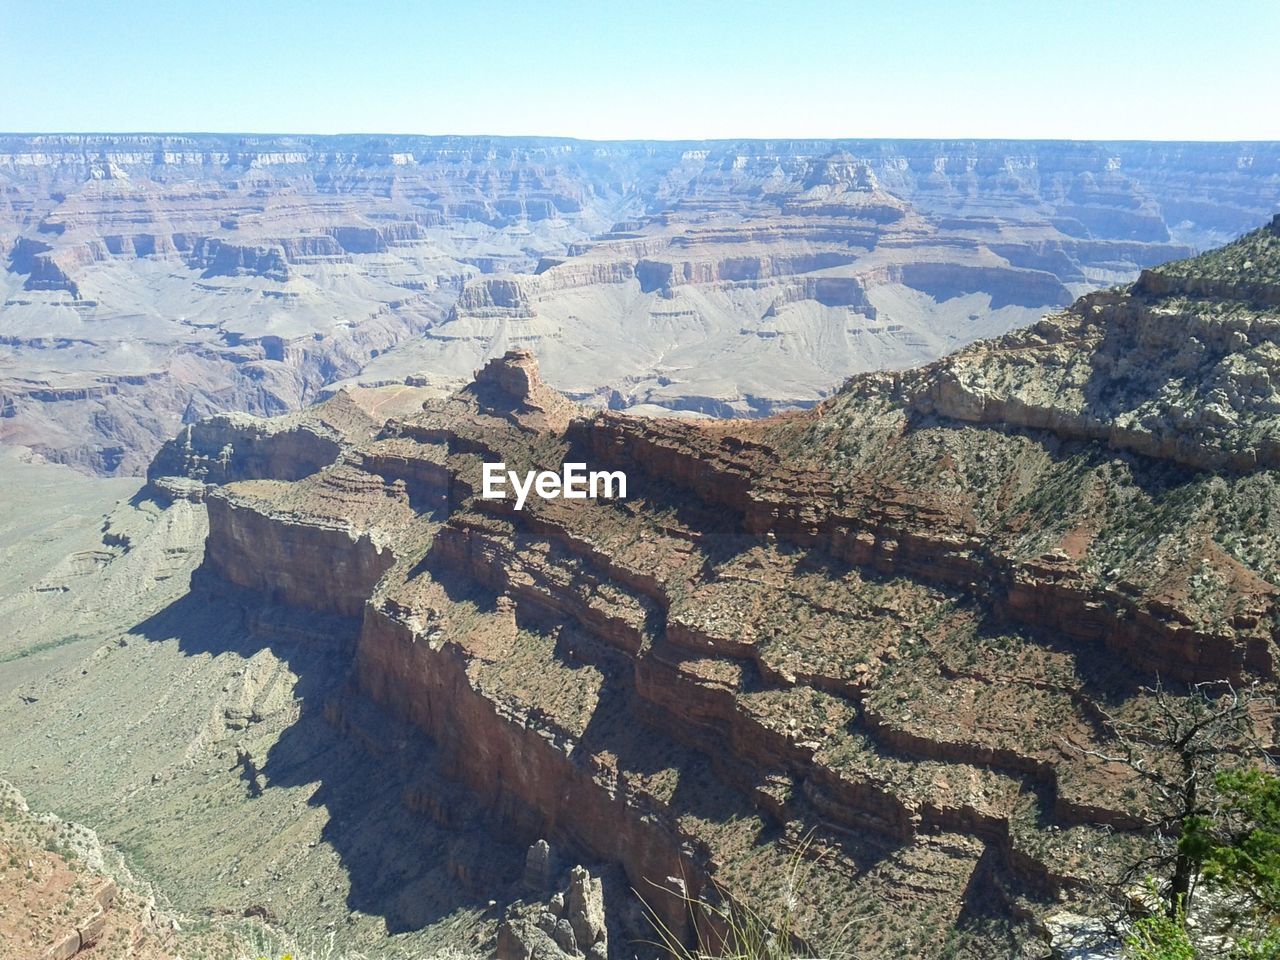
top-left (155, 218), bottom-right (1280, 954)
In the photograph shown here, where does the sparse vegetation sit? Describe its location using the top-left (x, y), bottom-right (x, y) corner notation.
top-left (640, 836), bottom-right (863, 960)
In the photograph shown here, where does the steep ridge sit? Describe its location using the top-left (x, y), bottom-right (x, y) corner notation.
top-left (144, 223), bottom-right (1280, 956)
top-left (0, 779), bottom-right (268, 959)
top-left (4, 135), bottom-right (1279, 474)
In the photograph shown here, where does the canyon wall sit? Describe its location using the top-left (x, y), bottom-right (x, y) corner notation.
top-left (164, 226), bottom-right (1280, 953)
top-left (4, 135), bottom-right (1279, 474)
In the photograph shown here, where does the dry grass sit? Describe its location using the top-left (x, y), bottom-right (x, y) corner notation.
top-left (639, 835), bottom-right (865, 960)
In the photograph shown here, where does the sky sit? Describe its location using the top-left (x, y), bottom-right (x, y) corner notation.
top-left (1, 0), bottom-right (1277, 141)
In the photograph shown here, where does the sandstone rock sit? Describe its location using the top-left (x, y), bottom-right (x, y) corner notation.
top-left (465, 349), bottom-right (577, 433)
top-left (566, 866), bottom-right (607, 952)
top-left (181, 248), bottom-right (1280, 957)
top-left (523, 839), bottom-right (553, 892)
top-left (552, 917), bottom-right (578, 953)
top-left (497, 864), bottom-right (608, 960)
top-left (496, 915), bottom-right (575, 960)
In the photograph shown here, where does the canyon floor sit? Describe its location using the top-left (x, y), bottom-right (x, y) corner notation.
top-left (0, 446), bottom-right (518, 959)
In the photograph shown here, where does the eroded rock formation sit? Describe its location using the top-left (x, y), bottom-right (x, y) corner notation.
top-left (4, 135), bottom-right (1279, 474)
top-left (137, 224), bottom-right (1280, 956)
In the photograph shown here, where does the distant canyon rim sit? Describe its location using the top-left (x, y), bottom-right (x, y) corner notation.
top-left (3, 132), bottom-right (1280, 960)
top-left (2, 134), bottom-right (1279, 475)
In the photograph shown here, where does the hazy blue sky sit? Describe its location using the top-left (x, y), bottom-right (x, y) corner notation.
top-left (2, 0), bottom-right (1276, 140)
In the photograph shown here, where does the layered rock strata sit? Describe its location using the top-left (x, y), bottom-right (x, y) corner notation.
top-left (150, 226), bottom-right (1280, 956)
top-left (6, 135), bottom-right (1280, 473)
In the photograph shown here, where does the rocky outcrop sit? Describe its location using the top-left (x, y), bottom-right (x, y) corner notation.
top-left (204, 486), bottom-right (398, 619)
top-left (36, 878), bottom-right (120, 960)
top-left (899, 224), bottom-right (1280, 473)
top-left (496, 853), bottom-right (610, 960)
top-left (0, 781), bottom-right (177, 960)
top-left (186, 237), bottom-right (291, 281)
top-left (182, 270), bottom-right (1280, 954)
top-left (461, 348), bottom-right (578, 433)
top-left (354, 576), bottom-right (701, 933)
top-left (147, 414), bottom-right (347, 488)
top-left (572, 414), bottom-right (1274, 682)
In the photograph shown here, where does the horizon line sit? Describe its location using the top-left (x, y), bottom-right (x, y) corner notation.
top-left (3, 131), bottom-right (1280, 146)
